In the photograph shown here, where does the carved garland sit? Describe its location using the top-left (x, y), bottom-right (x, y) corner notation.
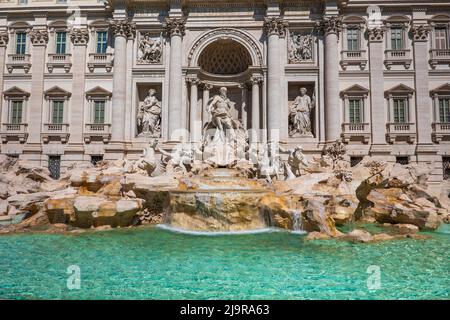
top-left (410, 24), bottom-right (430, 41)
top-left (29, 29), bottom-right (49, 46)
top-left (367, 27), bottom-right (384, 42)
top-left (70, 28), bottom-right (89, 45)
top-left (188, 28), bottom-right (263, 67)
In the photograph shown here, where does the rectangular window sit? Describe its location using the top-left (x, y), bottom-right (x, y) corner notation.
top-left (348, 99), bottom-right (362, 123)
top-left (347, 28), bottom-right (359, 51)
top-left (393, 98), bottom-right (408, 123)
top-left (55, 31), bottom-right (67, 54)
top-left (391, 27), bottom-right (404, 50)
top-left (52, 101), bottom-right (64, 124)
top-left (96, 31), bottom-right (108, 54)
top-left (434, 27), bottom-right (449, 50)
top-left (396, 156), bottom-right (409, 165)
top-left (16, 32), bottom-right (26, 54)
top-left (94, 100), bottom-right (105, 124)
top-left (350, 156), bottom-right (363, 167)
top-left (439, 98), bottom-right (450, 123)
top-left (91, 155), bottom-right (104, 166)
top-left (443, 157), bottom-right (450, 181)
top-left (11, 101), bottom-right (23, 124)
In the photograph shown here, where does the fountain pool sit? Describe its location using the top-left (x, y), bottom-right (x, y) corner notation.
top-left (0, 226), bottom-right (448, 299)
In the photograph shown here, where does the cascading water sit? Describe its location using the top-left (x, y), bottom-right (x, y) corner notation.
top-left (292, 210), bottom-right (303, 231)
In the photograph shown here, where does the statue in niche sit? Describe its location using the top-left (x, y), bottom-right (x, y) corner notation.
top-left (138, 33), bottom-right (162, 63)
top-left (289, 34), bottom-right (313, 63)
top-left (289, 87), bottom-right (314, 137)
top-left (137, 89), bottom-right (161, 137)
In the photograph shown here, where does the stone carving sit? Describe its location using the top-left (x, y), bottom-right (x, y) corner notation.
top-left (109, 19), bottom-right (136, 39)
top-left (0, 31), bottom-right (9, 47)
top-left (289, 87), bottom-right (314, 137)
top-left (69, 28), bottom-right (89, 46)
top-left (135, 139), bottom-right (161, 176)
top-left (29, 29), bottom-right (48, 45)
top-left (264, 17), bottom-right (288, 37)
top-left (289, 33), bottom-right (313, 63)
top-left (284, 146), bottom-right (309, 179)
top-left (163, 17), bottom-right (186, 37)
top-left (410, 24), bottom-right (430, 41)
top-left (318, 16), bottom-right (342, 35)
top-left (367, 27), bottom-right (384, 42)
top-left (158, 143), bottom-right (194, 175)
top-left (137, 89), bottom-right (162, 138)
top-left (257, 142), bottom-right (283, 183)
top-left (138, 33), bottom-right (162, 63)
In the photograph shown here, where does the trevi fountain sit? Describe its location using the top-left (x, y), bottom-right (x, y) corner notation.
top-left (0, 85), bottom-right (449, 299)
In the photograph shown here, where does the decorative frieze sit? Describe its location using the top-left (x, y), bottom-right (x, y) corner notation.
top-left (109, 19), bottom-right (136, 39)
top-left (288, 32), bottom-right (313, 63)
top-left (367, 27), bottom-right (384, 42)
top-left (264, 17), bottom-right (288, 38)
top-left (0, 31), bottom-right (8, 47)
top-left (69, 28), bottom-right (89, 46)
top-left (163, 17), bottom-right (186, 37)
top-left (138, 33), bottom-right (162, 64)
top-left (410, 24), bottom-right (430, 42)
top-left (29, 29), bottom-right (48, 46)
top-left (318, 16), bottom-right (342, 36)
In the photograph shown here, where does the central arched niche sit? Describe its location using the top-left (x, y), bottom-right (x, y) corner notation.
top-left (198, 39), bottom-right (252, 75)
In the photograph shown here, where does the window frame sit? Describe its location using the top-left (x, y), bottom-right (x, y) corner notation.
top-left (93, 99), bottom-right (106, 124)
top-left (55, 31), bottom-right (67, 54)
top-left (348, 98), bottom-right (364, 124)
top-left (346, 27), bottom-right (360, 51)
top-left (390, 26), bottom-right (404, 50)
top-left (51, 100), bottom-right (65, 124)
top-left (15, 31), bottom-right (27, 55)
top-left (96, 30), bottom-right (108, 54)
top-left (392, 97), bottom-right (409, 123)
top-left (10, 99), bottom-right (24, 124)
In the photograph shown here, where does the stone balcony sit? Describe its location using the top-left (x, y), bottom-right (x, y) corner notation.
top-left (47, 53), bottom-right (72, 73)
top-left (83, 123), bottom-right (111, 143)
top-left (384, 49), bottom-right (412, 69)
top-left (386, 122), bottom-right (416, 143)
top-left (429, 49), bottom-right (450, 69)
top-left (87, 53), bottom-right (113, 73)
top-left (341, 123), bottom-right (370, 144)
top-left (0, 123), bottom-right (28, 143)
top-left (432, 122), bottom-right (450, 143)
top-left (6, 54), bottom-right (31, 73)
top-left (340, 50), bottom-right (367, 70)
top-left (41, 123), bottom-right (70, 143)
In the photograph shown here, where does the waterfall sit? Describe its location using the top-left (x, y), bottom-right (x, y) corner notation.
top-left (292, 210), bottom-right (303, 232)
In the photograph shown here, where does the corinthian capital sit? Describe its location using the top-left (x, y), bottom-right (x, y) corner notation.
top-left (110, 19), bottom-right (136, 39)
top-left (0, 31), bottom-right (8, 47)
top-left (29, 28), bottom-right (49, 46)
top-left (410, 24), bottom-right (431, 42)
top-left (264, 17), bottom-right (288, 38)
top-left (367, 27), bottom-right (384, 42)
top-left (318, 16), bottom-right (342, 36)
top-left (70, 28), bottom-right (89, 46)
top-left (163, 17), bottom-right (186, 37)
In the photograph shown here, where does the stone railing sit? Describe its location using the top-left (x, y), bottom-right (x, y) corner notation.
top-left (386, 122), bottom-right (416, 143)
top-left (429, 49), bottom-right (450, 69)
top-left (432, 122), bottom-right (450, 143)
top-left (42, 123), bottom-right (70, 143)
top-left (6, 54), bottom-right (31, 73)
top-left (0, 123), bottom-right (28, 143)
top-left (84, 123), bottom-right (111, 143)
top-left (341, 122), bottom-right (370, 143)
top-left (87, 53), bottom-right (113, 72)
top-left (384, 49), bottom-right (412, 69)
top-left (340, 50), bottom-right (367, 70)
top-left (47, 53), bottom-right (72, 73)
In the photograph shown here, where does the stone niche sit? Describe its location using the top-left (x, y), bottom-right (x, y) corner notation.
top-left (136, 83), bottom-right (163, 138)
top-left (287, 82), bottom-right (316, 138)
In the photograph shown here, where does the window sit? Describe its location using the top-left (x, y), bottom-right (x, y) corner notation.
top-left (94, 100), bottom-right (105, 124)
top-left (434, 27), bottom-right (449, 50)
top-left (52, 101), bottom-right (64, 124)
top-left (11, 101), bottom-right (23, 124)
top-left (48, 156), bottom-right (61, 180)
top-left (443, 157), bottom-right (450, 181)
top-left (350, 156), bottom-right (363, 167)
top-left (393, 98), bottom-right (408, 123)
top-left (348, 99), bottom-right (363, 123)
top-left (91, 155), bottom-right (103, 166)
top-left (96, 31), bottom-right (108, 54)
top-left (55, 31), bottom-right (67, 54)
top-left (347, 28), bottom-right (359, 51)
top-left (16, 32), bottom-right (26, 54)
top-left (396, 156), bottom-right (409, 165)
top-left (391, 27), bottom-right (403, 50)
top-left (439, 98), bottom-right (450, 123)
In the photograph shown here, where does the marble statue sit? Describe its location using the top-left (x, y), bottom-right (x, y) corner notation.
top-left (158, 143), bottom-right (194, 175)
top-left (289, 34), bottom-right (313, 63)
top-left (289, 87), bottom-right (313, 137)
top-left (137, 89), bottom-right (161, 137)
top-left (138, 34), bottom-right (162, 63)
top-left (283, 146), bottom-right (309, 179)
top-left (136, 139), bottom-right (161, 176)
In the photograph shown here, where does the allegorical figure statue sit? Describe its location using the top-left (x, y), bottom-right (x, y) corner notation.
top-left (138, 89), bottom-right (161, 137)
top-left (289, 87), bottom-right (313, 137)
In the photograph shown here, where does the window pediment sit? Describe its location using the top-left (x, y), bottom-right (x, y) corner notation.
top-left (3, 86), bottom-right (30, 100)
top-left (44, 86), bottom-right (71, 99)
top-left (431, 83), bottom-right (450, 95)
top-left (340, 84), bottom-right (369, 97)
top-left (385, 84), bottom-right (414, 97)
top-left (85, 86), bottom-right (112, 100)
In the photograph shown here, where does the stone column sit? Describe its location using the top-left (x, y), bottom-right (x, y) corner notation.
top-left (0, 31), bottom-right (8, 125)
top-left (264, 17), bottom-right (287, 141)
top-left (69, 28), bottom-right (89, 146)
top-left (187, 77), bottom-right (200, 142)
top-left (109, 19), bottom-right (135, 143)
top-left (164, 17), bottom-right (186, 141)
top-left (27, 28), bottom-right (48, 145)
top-left (201, 82), bottom-right (212, 124)
top-left (411, 25), bottom-right (432, 145)
top-left (320, 16), bottom-right (341, 142)
top-left (250, 74), bottom-right (262, 141)
top-left (367, 27), bottom-right (387, 146)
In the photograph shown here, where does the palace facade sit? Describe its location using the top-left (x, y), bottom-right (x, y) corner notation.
top-left (0, 0), bottom-right (449, 186)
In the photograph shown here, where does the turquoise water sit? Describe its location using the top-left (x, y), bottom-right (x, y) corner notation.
top-left (0, 226), bottom-right (449, 299)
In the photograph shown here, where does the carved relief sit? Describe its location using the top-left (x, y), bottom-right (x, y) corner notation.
top-left (289, 87), bottom-right (314, 137)
top-left (318, 16), bottom-right (342, 35)
top-left (137, 89), bottom-right (162, 138)
top-left (0, 31), bottom-right (8, 47)
top-left (29, 29), bottom-right (49, 46)
top-left (288, 32), bottom-right (313, 63)
top-left (367, 27), bottom-right (384, 42)
top-left (138, 33), bottom-right (162, 63)
top-left (70, 28), bottom-right (89, 45)
top-left (163, 17), bottom-right (186, 37)
top-left (264, 17), bottom-right (288, 38)
top-left (109, 19), bottom-right (136, 39)
top-left (410, 24), bottom-right (430, 41)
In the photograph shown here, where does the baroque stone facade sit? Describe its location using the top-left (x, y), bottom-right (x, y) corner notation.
top-left (0, 0), bottom-right (450, 187)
